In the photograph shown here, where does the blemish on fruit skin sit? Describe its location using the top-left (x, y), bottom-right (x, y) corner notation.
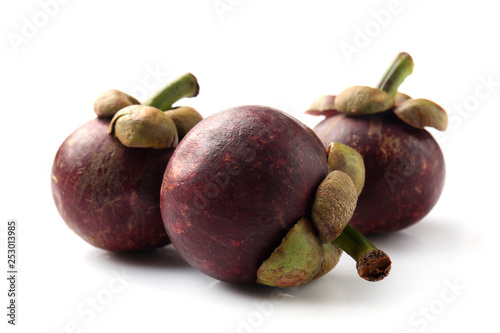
top-left (379, 134), bottom-right (403, 163)
top-left (421, 159), bottom-right (429, 171)
top-left (222, 153), bottom-right (232, 164)
top-left (88, 236), bottom-right (105, 249)
top-left (171, 221), bottom-right (186, 235)
top-left (367, 116), bottom-right (383, 137)
top-left (95, 197), bottom-right (121, 213)
top-left (52, 175), bottom-right (58, 184)
top-left (200, 258), bottom-right (216, 272)
top-left (276, 158), bottom-right (287, 166)
top-left (171, 219), bottom-right (193, 236)
top-left (229, 239), bottom-right (242, 248)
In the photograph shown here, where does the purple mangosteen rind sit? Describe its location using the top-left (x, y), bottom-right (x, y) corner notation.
top-left (161, 105), bottom-right (330, 283)
top-left (161, 105), bottom-right (392, 286)
top-left (51, 118), bottom-right (173, 251)
top-left (314, 112), bottom-right (445, 234)
top-left (308, 52), bottom-right (448, 234)
top-left (52, 73), bottom-right (202, 252)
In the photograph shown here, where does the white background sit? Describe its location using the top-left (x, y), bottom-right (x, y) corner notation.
top-left (1, 1), bottom-right (499, 332)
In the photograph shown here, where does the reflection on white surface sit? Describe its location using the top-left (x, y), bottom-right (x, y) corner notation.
top-left (35, 216), bottom-right (482, 333)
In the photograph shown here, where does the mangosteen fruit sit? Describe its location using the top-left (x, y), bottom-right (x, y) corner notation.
top-left (307, 53), bottom-right (447, 234)
top-left (160, 105), bottom-right (391, 286)
top-left (51, 73), bottom-right (203, 252)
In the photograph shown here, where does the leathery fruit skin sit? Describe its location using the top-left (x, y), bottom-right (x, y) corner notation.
top-left (51, 118), bottom-right (172, 251)
top-left (314, 112), bottom-right (445, 234)
top-left (160, 105), bottom-right (328, 283)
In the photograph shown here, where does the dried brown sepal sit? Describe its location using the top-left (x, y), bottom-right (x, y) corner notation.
top-left (394, 92), bottom-right (412, 106)
top-left (165, 106), bottom-right (203, 140)
top-left (304, 95), bottom-right (340, 117)
top-left (94, 89), bottom-right (140, 118)
top-left (311, 170), bottom-right (358, 243)
top-left (394, 98), bottom-right (448, 131)
top-left (334, 86), bottom-right (394, 116)
top-left (326, 142), bottom-right (365, 196)
top-left (314, 243), bottom-right (343, 279)
top-left (356, 249), bottom-right (392, 282)
top-left (256, 217), bottom-right (323, 288)
top-left (108, 105), bottom-right (179, 149)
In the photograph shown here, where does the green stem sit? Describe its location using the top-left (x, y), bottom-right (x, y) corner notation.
top-left (332, 224), bottom-right (391, 281)
top-left (143, 73), bottom-right (199, 111)
top-left (376, 52), bottom-right (414, 97)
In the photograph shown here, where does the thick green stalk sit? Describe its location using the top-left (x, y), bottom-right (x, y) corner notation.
top-left (143, 73), bottom-right (199, 111)
top-left (332, 224), bottom-right (391, 281)
top-left (376, 52), bottom-right (414, 96)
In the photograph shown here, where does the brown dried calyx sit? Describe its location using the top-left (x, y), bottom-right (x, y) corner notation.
top-left (108, 105), bottom-right (179, 149)
top-left (314, 243), bottom-right (343, 279)
top-left (311, 170), bottom-right (358, 244)
top-left (106, 102), bottom-right (203, 149)
top-left (304, 85), bottom-right (398, 117)
top-left (310, 142), bottom-right (365, 244)
top-left (95, 73), bottom-right (203, 149)
top-left (394, 98), bottom-right (448, 131)
top-left (94, 89), bottom-right (140, 118)
top-left (334, 86), bottom-right (394, 116)
top-left (304, 52), bottom-right (450, 132)
top-left (256, 141), bottom-right (392, 287)
top-left (165, 106), bottom-right (204, 140)
top-left (394, 92), bottom-right (411, 106)
top-left (305, 95), bottom-right (340, 117)
top-left (256, 217), bottom-right (344, 287)
top-left (326, 142), bottom-right (365, 196)
top-left (257, 217), bottom-right (325, 287)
